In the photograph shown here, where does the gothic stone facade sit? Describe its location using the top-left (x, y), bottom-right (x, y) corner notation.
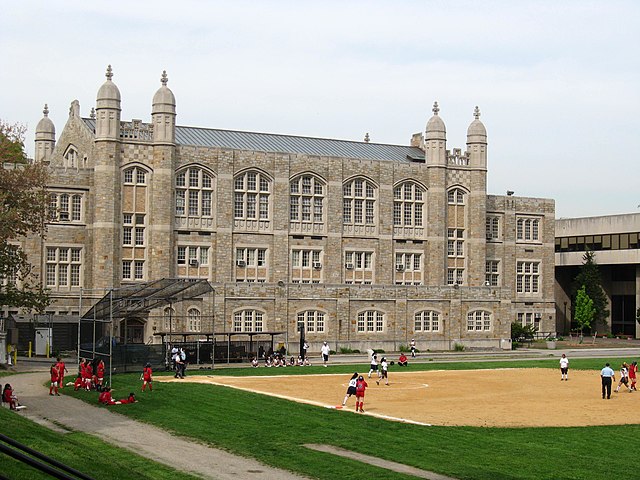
top-left (23, 68), bottom-right (556, 352)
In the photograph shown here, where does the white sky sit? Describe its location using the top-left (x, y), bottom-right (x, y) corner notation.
top-left (2, 0), bottom-right (638, 218)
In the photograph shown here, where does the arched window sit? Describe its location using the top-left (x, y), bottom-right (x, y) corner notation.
top-left (357, 310), bottom-right (385, 333)
top-left (175, 167), bottom-right (214, 220)
top-left (63, 145), bottom-right (78, 168)
top-left (296, 310), bottom-right (325, 333)
top-left (122, 166), bottom-right (149, 282)
top-left (393, 181), bottom-right (425, 227)
top-left (447, 187), bottom-right (465, 205)
top-left (467, 310), bottom-right (492, 331)
top-left (187, 308), bottom-right (201, 332)
top-left (233, 310), bottom-right (264, 332)
top-left (414, 311), bottom-right (440, 332)
top-left (234, 171), bottom-right (271, 221)
top-left (163, 307), bottom-right (175, 331)
top-left (124, 166), bottom-right (147, 185)
top-left (290, 174), bottom-right (325, 233)
top-left (343, 177), bottom-right (377, 227)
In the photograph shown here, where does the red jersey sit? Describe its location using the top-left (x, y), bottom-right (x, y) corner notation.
top-left (119, 394), bottom-right (136, 404)
top-left (355, 378), bottom-right (368, 396)
top-left (143, 366), bottom-right (152, 381)
top-left (80, 362), bottom-right (88, 379)
top-left (629, 364), bottom-right (637, 379)
top-left (98, 390), bottom-right (115, 405)
top-left (97, 363), bottom-right (105, 378)
top-left (50, 366), bottom-right (59, 382)
top-left (56, 361), bottom-right (66, 377)
top-left (3, 387), bottom-right (13, 403)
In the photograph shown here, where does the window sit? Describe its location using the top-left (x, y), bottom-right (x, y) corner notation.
top-left (233, 310), bottom-right (264, 332)
top-left (467, 310), bottom-right (492, 331)
top-left (414, 311), bottom-right (440, 332)
top-left (393, 182), bottom-right (425, 227)
top-left (122, 260), bottom-right (145, 281)
top-left (163, 307), bottom-right (175, 331)
top-left (516, 261), bottom-right (540, 294)
top-left (343, 178), bottom-right (377, 227)
top-left (345, 250), bottom-right (374, 284)
top-left (48, 192), bottom-right (84, 223)
top-left (187, 308), bottom-right (201, 332)
top-left (486, 216), bottom-right (500, 240)
top-left (517, 217), bottom-right (541, 242)
top-left (291, 248), bottom-right (323, 283)
top-left (124, 214), bottom-right (145, 246)
top-left (447, 268), bottom-right (464, 286)
top-left (290, 175), bottom-right (325, 230)
top-left (517, 312), bottom-right (541, 329)
top-left (485, 260), bottom-right (499, 286)
top-left (63, 145), bottom-right (78, 168)
top-left (235, 247), bottom-right (268, 282)
top-left (447, 228), bottom-right (464, 257)
top-left (447, 188), bottom-right (465, 204)
top-left (234, 171), bottom-right (271, 224)
top-left (45, 247), bottom-right (82, 288)
top-left (394, 251), bottom-right (423, 285)
top-left (123, 166), bottom-right (147, 185)
top-left (357, 310), bottom-right (385, 333)
top-left (297, 311), bottom-right (325, 333)
top-left (175, 167), bottom-right (214, 222)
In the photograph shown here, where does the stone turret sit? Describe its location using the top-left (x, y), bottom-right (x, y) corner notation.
top-left (34, 104), bottom-right (55, 163)
top-left (425, 101), bottom-right (447, 166)
top-left (152, 70), bottom-right (176, 145)
top-left (466, 106), bottom-right (487, 169)
top-left (95, 65), bottom-right (121, 140)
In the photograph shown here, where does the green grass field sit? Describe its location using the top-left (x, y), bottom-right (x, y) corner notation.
top-left (58, 356), bottom-right (639, 480)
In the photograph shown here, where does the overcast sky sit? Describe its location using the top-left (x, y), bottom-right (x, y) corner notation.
top-left (2, 1), bottom-right (638, 218)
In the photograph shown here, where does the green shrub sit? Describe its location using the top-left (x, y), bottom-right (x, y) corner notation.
top-left (338, 347), bottom-right (361, 354)
top-left (454, 343), bottom-right (465, 352)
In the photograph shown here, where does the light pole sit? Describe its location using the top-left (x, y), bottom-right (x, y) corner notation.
top-left (563, 301), bottom-right (568, 335)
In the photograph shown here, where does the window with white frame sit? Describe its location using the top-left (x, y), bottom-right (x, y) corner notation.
top-left (447, 188), bottom-right (465, 204)
top-left (344, 250), bottom-right (374, 284)
top-left (357, 310), bottom-right (385, 333)
top-left (447, 228), bottom-right (464, 257)
top-left (48, 192), bottom-right (83, 222)
top-left (486, 215), bottom-right (500, 240)
top-left (234, 171), bottom-right (271, 222)
top-left (296, 310), bottom-right (325, 333)
top-left (343, 178), bottom-right (377, 227)
top-left (233, 310), bottom-right (264, 332)
top-left (467, 310), bottom-right (492, 331)
top-left (485, 260), bottom-right (500, 286)
top-left (394, 251), bottom-right (423, 285)
top-left (516, 217), bottom-right (541, 242)
top-left (187, 308), bottom-right (201, 332)
top-left (63, 145), bottom-right (79, 168)
top-left (122, 166), bottom-right (148, 281)
top-left (516, 261), bottom-right (540, 294)
top-left (447, 268), bottom-right (464, 286)
top-left (177, 245), bottom-right (210, 266)
top-left (414, 310), bottom-right (440, 332)
top-left (175, 167), bottom-right (214, 222)
top-left (123, 214), bottom-right (145, 247)
top-left (45, 247), bottom-right (82, 289)
top-left (290, 175), bottom-right (325, 230)
top-left (235, 247), bottom-right (268, 282)
top-left (122, 260), bottom-right (145, 281)
top-left (291, 248), bottom-right (323, 283)
top-left (517, 312), bottom-right (542, 329)
top-left (123, 166), bottom-right (147, 185)
top-left (393, 181), bottom-right (424, 227)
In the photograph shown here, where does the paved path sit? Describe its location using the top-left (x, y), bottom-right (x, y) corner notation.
top-left (9, 370), bottom-right (310, 480)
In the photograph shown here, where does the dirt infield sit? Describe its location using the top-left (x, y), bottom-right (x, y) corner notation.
top-left (156, 368), bottom-right (640, 428)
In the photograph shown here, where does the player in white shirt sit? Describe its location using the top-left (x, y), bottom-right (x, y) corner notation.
top-left (559, 353), bottom-right (569, 381)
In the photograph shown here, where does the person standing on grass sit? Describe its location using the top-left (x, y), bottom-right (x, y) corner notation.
top-left (55, 357), bottom-right (68, 389)
top-left (615, 362), bottom-right (631, 393)
top-left (377, 357), bottom-right (389, 386)
top-left (342, 372), bottom-right (359, 406)
top-left (96, 359), bottom-right (105, 391)
top-left (49, 363), bottom-right (60, 396)
top-left (559, 353), bottom-right (569, 381)
top-left (410, 338), bottom-right (416, 358)
top-left (355, 375), bottom-right (368, 413)
top-left (601, 362), bottom-right (615, 399)
top-left (142, 363), bottom-right (153, 391)
top-left (321, 342), bottom-right (330, 367)
top-left (629, 361), bottom-right (638, 391)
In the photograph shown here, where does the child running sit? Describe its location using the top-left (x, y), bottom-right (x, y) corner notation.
top-left (377, 357), bottom-right (389, 385)
top-left (342, 372), bottom-right (359, 407)
top-left (141, 363), bottom-right (153, 391)
top-left (368, 353), bottom-right (379, 379)
top-left (355, 375), bottom-right (368, 413)
top-left (615, 362), bottom-right (632, 393)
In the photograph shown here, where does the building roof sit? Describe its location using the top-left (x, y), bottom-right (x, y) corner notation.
top-left (82, 118), bottom-right (425, 162)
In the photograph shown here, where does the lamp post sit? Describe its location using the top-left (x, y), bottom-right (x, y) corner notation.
top-left (563, 301), bottom-right (568, 335)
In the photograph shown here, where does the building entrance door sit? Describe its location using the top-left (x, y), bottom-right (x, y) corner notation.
top-left (611, 295), bottom-right (636, 337)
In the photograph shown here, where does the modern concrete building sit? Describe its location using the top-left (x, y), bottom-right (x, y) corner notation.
top-left (555, 213), bottom-right (640, 336)
top-left (6, 66), bottom-right (557, 353)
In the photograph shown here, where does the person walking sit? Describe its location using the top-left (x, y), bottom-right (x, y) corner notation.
top-left (377, 357), bottom-right (389, 386)
top-left (49, 362), bottom-right (60, 396)
top-left (142, 363), bottom-right (153, 392)
top-left (342, 372), bottom-right (359, 407)
top-left (410, 338), bottom-right (416, 358)
top-left (559, 353), bottom-right (569, 381)
top-left (55, 357), bottom-right (68, 389)
top-left (601, 362), bottom-right (615, 399)
top-left (355, 375), bottom-right (368, 413)
top-left (629, 361), bottom-right (638, 391)
top-left (615, 362), bottom-right (631, 393)
top-left (321, 342), bottom-right (330, 367)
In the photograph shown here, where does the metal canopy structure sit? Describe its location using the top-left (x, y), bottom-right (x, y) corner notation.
top-left (82, 278), bottom-right (213, 321)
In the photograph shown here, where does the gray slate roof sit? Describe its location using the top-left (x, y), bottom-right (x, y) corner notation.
top-left (82, 119), bottom-right (424, 163)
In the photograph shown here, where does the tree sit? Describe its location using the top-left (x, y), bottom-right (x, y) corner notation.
top-left (574, 285), bottom-right (595, 338)
top-left (572, 250), bottom-right (608, 332)
top-left (0, 120), bottom-right (50, 312)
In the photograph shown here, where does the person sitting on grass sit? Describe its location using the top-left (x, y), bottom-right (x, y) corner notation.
top-left (3, 384), bottom-right (19, 410)
top-left (251, 357), bottom-right (259, 368)
top-left (98, 387), bottom-right (118, 405)
top-left (398, 353), bottom-right (408, 367)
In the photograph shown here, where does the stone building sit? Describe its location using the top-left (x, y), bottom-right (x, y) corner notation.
top-left (17, 66), bottom-right (556, 352)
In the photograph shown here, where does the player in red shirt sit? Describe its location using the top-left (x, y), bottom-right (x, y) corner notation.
top-left (85, 361), bottom-right (94, 391)
top-left (49, 363), bottom-right (60, 396)
top-left (96, 360), bottom-right (105, 391)
top-left (355, 375), bottom-right (368, 413)
top-left (98, 387), bottom-right (117, 405)
top-left (629, 361), bottom-right (638, 391)
top-left (142, 363), bottom-right (153, 392)
top-left (55, 357), bottom-right (68, 389)
top-left (118, 393), bottom-right (137, 404)
top-left (73, 375), bottom-right (83, 391)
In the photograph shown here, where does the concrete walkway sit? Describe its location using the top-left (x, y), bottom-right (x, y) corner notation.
top-left (8, 370), bottom-right (310, 480)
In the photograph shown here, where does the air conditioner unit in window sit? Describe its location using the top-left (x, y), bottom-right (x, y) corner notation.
top-left (345, 263), bottom-right (354, 270)
top-left (189, 259), bottom-right (199, 267)
top-left (395, 264), bottom-right (405, 272)
top-left (313, 262), bottom-right (322, 269)
top-left (236, 260), bottom-right (246, 267)
top-left (177, 259), bottom-right (186, 265)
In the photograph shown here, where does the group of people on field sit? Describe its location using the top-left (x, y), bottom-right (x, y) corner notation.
top-left (254, 353), bottom-right (311, 367)
top-left (170, 346), bottom-right (187, 378)
top-left (599, 359), bottom-right (638, 399)
top-left (66, 357), bottom-right (106, 392)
